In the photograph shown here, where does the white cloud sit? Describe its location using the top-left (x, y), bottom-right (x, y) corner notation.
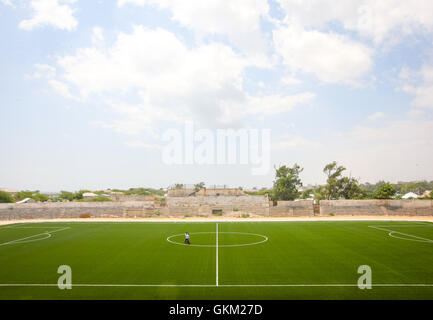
top-left (1, 0), bottom-right (14, 6)
top-left (124, 140), bottom-right (163, 149)
top-left (46, 26), bottom-right (312, 134)
top-left (273, 23), bottom-right (373, 84)
top-left (118, 0), bottom-right (270, 57)
top-left (247, 93), bottom-right (315, 116)
top-left (276, 0), bottom-right (433, 44)
top-left (48, 79), bottom-right (73, 99)
top-left (19, 0), bottom-right (78, 31)
top-left (399, 62), bottom-right (433, 109)
top-left (91, 26), bottom-right (104, 47)
top-left (272, 135), bottom-right (320, 150)
top-left (27, 63), bottom-right (56, 79)
top-left (281, 75), bottom-right (302, 85)
top-left (349, 120), bottom-right (433, 143)
top-left (327, 119), bottom-right (433, 182)
top-left (368, 112), bottom-right (386, 120)
top-left (407, 109), bottom-right (424, 117)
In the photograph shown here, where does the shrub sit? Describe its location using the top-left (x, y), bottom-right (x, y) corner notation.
top-left (184, 214), bottom-right (192, 218)
top-left (232, 207), bottom-right (239, 212)
top-left (89, 197), bottom-right (112, 202)
top-left (329, 212), bottom-right (335, 216)
top-left (155, 210), bottom-right (160, 216)
top-left (79, 213), bottom-right (91, 218)
top-left (241, 213), bottom-right (250, 218)
top-left (0, 191), bottom-right (14, 203)
top-left (373, 183), bottom-right (397, 199)
top-left (212, 209), bottom-right (223, 216)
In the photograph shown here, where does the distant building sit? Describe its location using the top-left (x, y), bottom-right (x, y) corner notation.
top-left (0, 188), bottom-right (19, 194)
top-left (422, 190), bottom-right (432, 197)
top-left (82, 192), bottom-right (98, 199)
top-left (402, 192), bottom-right (418, 199)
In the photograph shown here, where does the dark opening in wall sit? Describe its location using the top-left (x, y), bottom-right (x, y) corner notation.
top-left (212, 209), bottom-right (223, 216)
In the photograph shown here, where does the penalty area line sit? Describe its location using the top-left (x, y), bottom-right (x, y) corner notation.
top-left (0, 227), bottom-right (70, 247)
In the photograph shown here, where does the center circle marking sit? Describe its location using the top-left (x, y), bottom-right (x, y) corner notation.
top-left (166, 232), bottom-right (268, 247)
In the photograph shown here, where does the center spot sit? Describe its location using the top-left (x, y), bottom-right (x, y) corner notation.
top-left (166, 232), bottom-right (268, 247)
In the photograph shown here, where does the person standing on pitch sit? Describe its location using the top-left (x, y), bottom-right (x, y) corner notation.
top-left (184, 232), bottom-right (190, 245)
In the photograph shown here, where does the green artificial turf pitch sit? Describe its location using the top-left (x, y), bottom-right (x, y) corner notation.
top-left (0, 221), bottom-right (432, 299)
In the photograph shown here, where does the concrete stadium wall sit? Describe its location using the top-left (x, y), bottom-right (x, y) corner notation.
top-left (320, 200), bottom-right (433, 216)
top-left (269, 201), bottom-right (314, 217)
top-left (0, 201), bottom-right (157, 220)
top-left (1, 199), bottom-right (432, 220)
top-left (168, 188), bottom-right (245, 197)
top-left (166, 195), bottom-right (269, 216)
top-left (109, 195), bottom-right (155, 201)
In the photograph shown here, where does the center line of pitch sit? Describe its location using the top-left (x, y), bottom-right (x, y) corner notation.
top-left (216, 223), bottom-right (219, 287)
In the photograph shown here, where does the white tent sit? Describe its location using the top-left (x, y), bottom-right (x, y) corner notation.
top-left (16, 198), bottom-right (36, 204)
top-left (402, 192), bottom-right (418, 199)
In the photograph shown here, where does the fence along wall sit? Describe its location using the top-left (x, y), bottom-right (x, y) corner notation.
top-left (320, 200), bottom-right (433, 216)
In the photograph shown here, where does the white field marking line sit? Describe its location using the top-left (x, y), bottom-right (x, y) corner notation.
top-left (0, 227), bottom-right (70, 247)
top-left (1, 283), bottom-right (433, 288)
top-left (166, 232), bottom-right (268, 247)
top-left (1, 219), bottom-right (433, 227)
top-left (369, 223), bottom-right (433, 227)
top-left (216, 223), bottom-right (218, 287)
top-left (369, 225), bottom-right (433, 243)
top-left (3, 233), bottom-right (53, 245)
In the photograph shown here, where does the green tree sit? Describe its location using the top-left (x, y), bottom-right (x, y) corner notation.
top-left (194, 182), bottom-right (205, 191)
top-left (15, 190), bottom-right (36, 201)
top-left (0, 191), bottom-right (14, 203)
top-left (323, 161), bottom-right (346, 199)
top-left (373, 183), bottom-right (397, 199)
top-left (300, 189), bottom-right (313, 199)
top-left (73, 190), bottom-right (92, 200)
top-left (14, 190), bottom-right (50, 202)
top-left (272, 164), bottom-right (303, 200)
top-left (59, 191), bottom-right (74, 201)
top-left (322, 162), bottom-right (366, 199)
top-left (313, 185), bottom-right (326, 201)
top-left (33, 193), bottom-right (49, 202)
top-left (339, 177), bottom-right (367, 199)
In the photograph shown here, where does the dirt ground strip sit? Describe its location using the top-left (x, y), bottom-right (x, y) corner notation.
top-left (1, 216), bottom-right (432, 225)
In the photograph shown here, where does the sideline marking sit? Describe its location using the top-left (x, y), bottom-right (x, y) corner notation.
top-left (0, 283), bottom-right (432, 288)
top-left (369, 225), bottom-right (433, 243)
top-left (0, 227), bottom-right (70, 247)
top-left (166, 232), bottom-right (268, 247)
top-left (216, 223), bottom-right (218, 287)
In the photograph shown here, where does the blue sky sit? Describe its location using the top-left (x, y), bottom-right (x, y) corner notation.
top-left (1, 0), bottom-right (433, 192)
